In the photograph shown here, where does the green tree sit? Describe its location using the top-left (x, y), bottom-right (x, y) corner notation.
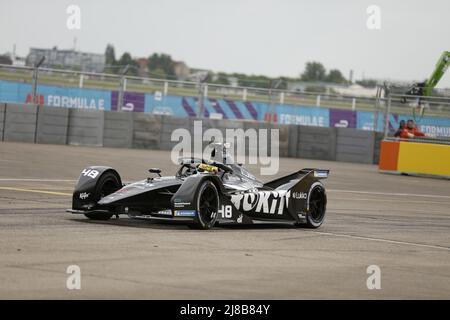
top-left (150, 67), bottom-right (167, 79)
top-left (117, 52), bottom-right (139, 76)
top-left (104, 44), bottom-right (116, 73)
top-left (0, 54), bottom-right (13, 65)
top-left (147, 53), bottom-right (175, 77)
top-left (326, 69), bottom-right (346, 83)
top-left (213, 72), bottom-right (230, 85)
top-left (300, 61), bottom-right (326, 82)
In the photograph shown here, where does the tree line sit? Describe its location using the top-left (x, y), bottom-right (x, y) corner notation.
top-left (104, 44), bottom-right (367, 88)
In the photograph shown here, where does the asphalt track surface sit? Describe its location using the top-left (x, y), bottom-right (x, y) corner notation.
top-left (0, 141), bottom-right (449, 299)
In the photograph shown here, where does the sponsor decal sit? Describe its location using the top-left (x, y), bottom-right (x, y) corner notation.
top-left (292, 192), bottom-right (307, 199)
top-left (330, 109), bottom-right (357, 128)
top-left (47, 95), bottom-right (105, 109)
top-left (156, 209), bottom-right (172, 216)
top-left (79, 192), bottom-right (90, 200)
top-left (237, 214), bottom-right (243, 223)
top-left (173, 200), bottom-right (191, 208)
top-left (174, 210), bottom-right (196, 217)
top-left (111, 91), bottom-right (145, 112)
top-left (231, 190), bottom-right (291, 215)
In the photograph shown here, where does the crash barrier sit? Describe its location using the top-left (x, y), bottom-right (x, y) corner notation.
top-left (67, 109), bottom-right (104, 146)
top-left (3, 103), bottom-right (37, 143)
top-left (36, 106), bottom-right (69, 145)
top-left (0, 103), bottom-right (5, 141)
top-left (0, 103), bottom-right (382, 164)
top-left (378, 139), bottom-right (450, 178)
top-left (104, 111), bottom-right (133, 148)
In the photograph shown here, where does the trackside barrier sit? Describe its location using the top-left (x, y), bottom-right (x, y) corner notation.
top-left (336, 128), bottom-right (375, 164)
top-left (1, 103), bottom-right (384, 165)
top-left (296, 126), bottom-right (337, 161)
top-left (36, 106), bottom-right (69, 145)
top-left (0, 103), bottom-right (5, 141)
top-left (373, 132), bottom-right (384, 165)
top-left (132, 113), bottom-right (161, 149)
top-left (379, 140), bottom-right (450, 178)
top-left (4, 103), bottom-right (37, 143)
top-left (103, 111), bottom-right (133, 148)
top-left (67, 109), bottom-right (104, 146)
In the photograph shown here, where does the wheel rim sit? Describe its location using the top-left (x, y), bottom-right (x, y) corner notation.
top-left (309, 186), bottom-right (325, 223)
top-left (198, 184), bottom-right (218, 224)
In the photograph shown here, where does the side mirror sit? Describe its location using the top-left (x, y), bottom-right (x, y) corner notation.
top-left (149, 168), bottom-right (161, 177)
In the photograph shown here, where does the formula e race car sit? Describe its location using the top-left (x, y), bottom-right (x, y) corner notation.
top-left (67, 143), bottom-right (329, 229)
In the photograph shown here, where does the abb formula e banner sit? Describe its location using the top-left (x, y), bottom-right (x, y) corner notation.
top-left (1, 79), bottom-right (449, 136)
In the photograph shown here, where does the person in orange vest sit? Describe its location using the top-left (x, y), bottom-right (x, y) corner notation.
top-left (394, 120), bottom-right (406, 137)
top-left (399, 119), bottom-right (426, 139)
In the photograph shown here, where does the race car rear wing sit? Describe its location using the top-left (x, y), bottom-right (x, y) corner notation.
top-left (301, 168), bottom-right (330, 179)
top-left (263, 168), bottom-right (329, 189)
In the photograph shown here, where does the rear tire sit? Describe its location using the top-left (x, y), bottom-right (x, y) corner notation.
top-left (305, 182), bottom-right (327, 228)
top-left (84, 172), bottom-right (121, 221)
top-left (189, 180), bottom-right (219, 230)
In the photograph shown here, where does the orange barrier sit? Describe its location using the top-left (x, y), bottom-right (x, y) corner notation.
top-left (379, 140), bottom-right (450, 178)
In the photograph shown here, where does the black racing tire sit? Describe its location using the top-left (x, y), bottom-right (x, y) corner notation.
top-left (189, 180), bottom-right (219, 230)
top-left (84, 172), bottom-right (121, 221)
top-left (305, 182), bottom-right (327, 228)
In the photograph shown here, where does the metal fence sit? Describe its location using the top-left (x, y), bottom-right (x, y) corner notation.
top-left (0, 63), bottom-right (387, 111)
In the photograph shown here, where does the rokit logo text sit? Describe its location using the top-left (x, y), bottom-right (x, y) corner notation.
top-left (231, 190), bottom-right (294, 215)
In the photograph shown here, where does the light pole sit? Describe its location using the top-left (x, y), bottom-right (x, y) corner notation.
top-left (31, 56), bottom-right (45, 105)
top-left (197, 72), bottom-right (209, 119)
top-left (269, 79), bottom-right (283, 124)
top-left (117, 65), bottom-right (130, 111)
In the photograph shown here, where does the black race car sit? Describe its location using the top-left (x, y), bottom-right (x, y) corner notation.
top-left (67, 143), bottom-right (329, 229)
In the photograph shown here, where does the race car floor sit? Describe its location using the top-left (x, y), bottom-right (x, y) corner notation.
top-left (0, 141), bottom-right (449, 299)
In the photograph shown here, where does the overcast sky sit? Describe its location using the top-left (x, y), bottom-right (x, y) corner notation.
top-left (1, 0), bottom-right (449, 87)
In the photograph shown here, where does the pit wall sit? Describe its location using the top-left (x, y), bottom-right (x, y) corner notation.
top-left (379, 140), bottom-right (450, 178)
top-left (0, 103), bottom-right (383, 165)
top-left (1, 79), bottom-right (450, 137)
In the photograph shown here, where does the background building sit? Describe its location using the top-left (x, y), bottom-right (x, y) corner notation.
top-left (26, 47), bottom-right (105, 73)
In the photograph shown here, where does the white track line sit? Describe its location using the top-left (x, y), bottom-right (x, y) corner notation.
top-left (309, 231), bottom-right (450, 251)
top-left (333, 197), bottom-right (449, 204)
top-left (328, 189), bottom-right (450, 199)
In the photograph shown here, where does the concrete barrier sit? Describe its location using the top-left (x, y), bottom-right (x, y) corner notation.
top-left (379, 140), bottom-right (450, 178)
top-left (1, 103), bottom-right (392, 166)
top-left (3, 103), bottom-right (37, 143)
top-left (0, 103), bottom-right (5, 141)
top-left (103, 111), bottom-right (133, 148)
top-left (373, 132), bottom-right (384, 164)
top-left (297, 126), bottom-right (337, 161)
top-left (36, 106), bottom-right (69, 145)
top-left (160, 116), bottom-right (192, 151)
top-left (241, 121), bottom-right (272, 158)
top-left (277, 124), bottom-right (289, 158)
top-left (133, 113), bottom-right (162, 149)
top-left (336, 128), bottom-right (374, 164)
top-left (67, 109), bottom-right (104, 146)
top-left (287, 125), bottom-right (298, 158)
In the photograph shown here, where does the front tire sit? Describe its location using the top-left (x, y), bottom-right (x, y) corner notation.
top-left (84, 172), bottom-right (121, 220)
top-left (189, 180), bottom-right (219, 230)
